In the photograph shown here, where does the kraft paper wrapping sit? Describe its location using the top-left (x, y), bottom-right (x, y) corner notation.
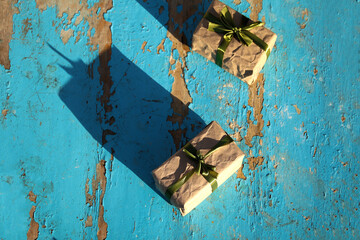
top-left (192, 0), bottom-right (277, 85)
top-left (152, 121), bottom-right (245, 216)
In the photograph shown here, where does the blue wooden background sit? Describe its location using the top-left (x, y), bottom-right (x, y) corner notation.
top-left (1, 0), bottom-right (359, 239)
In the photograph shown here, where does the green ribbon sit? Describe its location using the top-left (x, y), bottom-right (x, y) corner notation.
top-left (165, 134), bottom-right (234, 200)
top-left (204, 6), bottom-right (270, 67)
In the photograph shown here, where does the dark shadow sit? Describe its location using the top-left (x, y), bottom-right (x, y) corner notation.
top-left (135, 0), bottom-right (212, 47)
top-left (51, 45), bottom-right (205, 199)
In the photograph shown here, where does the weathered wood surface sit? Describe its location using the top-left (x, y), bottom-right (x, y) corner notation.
top-left (1, 0), bottom-right (359, 239)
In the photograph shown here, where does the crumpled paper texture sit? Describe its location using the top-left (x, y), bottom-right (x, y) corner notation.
top-left (192, 0), bottom-right (277, 85)
top-left (152, 121), bottom-right (245, 216)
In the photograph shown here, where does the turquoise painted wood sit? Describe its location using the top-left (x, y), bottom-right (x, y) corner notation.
top-left (1, 0), bottom-right (359, 239)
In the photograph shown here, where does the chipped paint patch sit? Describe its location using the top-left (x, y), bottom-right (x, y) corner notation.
top-left (165, 1), bottom-right (201, 149)
top-left (35, 1), bottom-right (115, 142)
top-left (248, 156), bottom-right (264, 170)
top-left (0, 0), bottom-right (19, 69)
top-left (236, 164), bottom-right (247, 180)
top-left (96, 160), bottom-right (108, 240)
top-left (293, 7), bottom-right (310, 30)
top-left (2, 0), bottom-right (359, 238)
top-left (246, 0), bottom-right (263, 21)
top-left (84, 160), bottom-right (108, 238)
top-left (27, 206), bottom-right (39, 240)
top-left (2, 109), bottom-right (9, 118)
top-left (244, 74), bottom-right (265, 147)
top-left (28, 191), bottom-right (37, 203)
top-left (233, 0), bottom-right (242, 5)
top-left (156, 39), bottom-right (166, 54)
top-left (293, 104), bottom-right (301, 114)
top-left (228, 119), bottom-right (243, 142)
top-left (85, 177), bottom-right (93, 206)
top-left (39, 7), bottom-right (114, 235)
top-left (141, 41), bottom-right (148, 53)
top-left (85, 216), bottom-right (93, 227)
top-left (301, 8), bottom-right (309, 19)
top-left (21, 18), bottom-right (33, 38)
top-left (314, 67), bottom-right (318, 75)
top-left (60, 29), bottom-right (74, 44)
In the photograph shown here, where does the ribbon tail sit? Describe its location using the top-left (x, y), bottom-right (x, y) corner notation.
top-left (243, 30), bottom-right (270, 58)
top-left (216, 36), bottom-right (232, 67)
top-left (239, 32), bottom-right (253, 46)
top-left (202, 174), bottom-right (218, 192)
top-left (208, 169), bottom-right (219, 178)
top-left (165, 169), bottom-right (196, 200)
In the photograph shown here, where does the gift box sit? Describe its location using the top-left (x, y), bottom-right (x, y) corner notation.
top-left (152, 121), bottom-right (245, 216)
top-left (192, 0), bottom-right (277, 85)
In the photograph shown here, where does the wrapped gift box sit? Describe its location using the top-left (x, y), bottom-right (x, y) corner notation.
top-left (192, 0), bottom-right (277, 85)
top-left (152, 121), bottom-right (245, 216)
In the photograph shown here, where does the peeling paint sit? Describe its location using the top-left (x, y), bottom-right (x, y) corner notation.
top-left (236, 164), bottom-right (246, 180)
top-left (96, 160), bottom-right (108, 240)
top-left (28, 191), bottom-right (37, 203)
top-left (246, 0), bottom-right (263, 21)
top-left (244, 74), bottom-right (265, 147)
top-left (233, 0), bottom-right (242, 5)
top-left (228, 119), bottom-right (243, 142)
top-left (37, 4), bottom-right (113, 237)
top-left (293, 104), bottom-right (301, 114)
top-left (2, 0), bottom-right (360, 238)
top-left (85, 177), bottom-right (93, 206)
top-left (35, 0), bottom-right (114, 126)
top-left (301, 8), bottom-right (309, 20)
top-left (156, 39), bottom-right (165, 54)
top-left (2, 109), bottom-right (9, 119)
top-left (164, 1), bottom-right (204, 149)
top-left (85, 216), bottom-right (93, 227)
top-left (21, 18), bottom-right (33, 38)
top-left (167, 61), bottom-right (192, 149)
top-left (248, 156), bottom-right (264, 170)
top-left (294, 7), bottom-right (310, 31)
top-left (27, 206), bottom-right (39, 240)
top-left (141, 41), bottom-right (148, 53)
top-left (60, 29), bottom-right (74, 44)
top-left (84, 160), bottom-right (108, 238)
top-left (0, 0), bottom-right (19, 69)
top-left (314, 67), bottom-right (318, 75)
top-left (313, 147), bottom-right (317, 157)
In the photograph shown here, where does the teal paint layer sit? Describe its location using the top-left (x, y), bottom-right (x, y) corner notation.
top-left (0, 0), bottom-right (359, 239)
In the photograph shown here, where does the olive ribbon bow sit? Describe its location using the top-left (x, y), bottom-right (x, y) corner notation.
top-left (165, 135), bottom-right (234, 200)
top-left (204, 6), bottom-right (270, 67)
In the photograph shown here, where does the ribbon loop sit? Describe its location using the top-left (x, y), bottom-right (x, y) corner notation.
top-left (204, 6), bottom-right (269, 67)
top-left (164, 134), bottom-right (234, 200)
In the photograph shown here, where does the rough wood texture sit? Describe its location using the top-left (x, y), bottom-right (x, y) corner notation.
top-left (1, 0), bottom-right (359, 239)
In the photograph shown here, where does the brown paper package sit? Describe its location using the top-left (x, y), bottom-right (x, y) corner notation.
top-left (192, 0), bottom-right (277, 85)
top-left (152, 121), bottom-right (245, 216)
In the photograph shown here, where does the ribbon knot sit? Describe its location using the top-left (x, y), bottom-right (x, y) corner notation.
top-left (165, 134), bottom-right (234, 200)
top-left (204, 6), bottom-right (270, 67)
top-left (196, 151), bottom-right (204, 160)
